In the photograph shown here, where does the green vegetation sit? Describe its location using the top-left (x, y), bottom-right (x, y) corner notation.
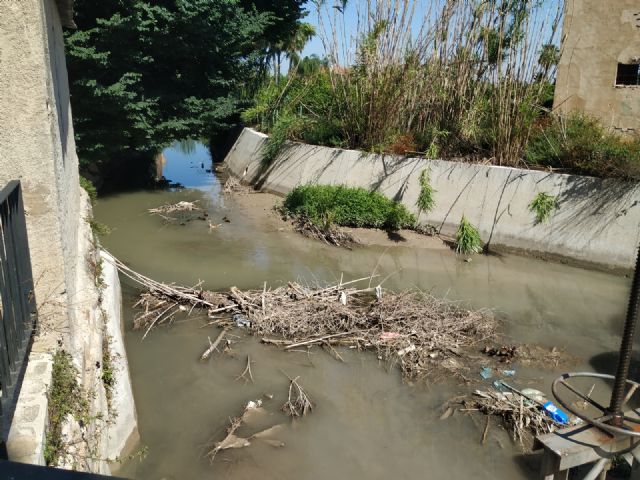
top-left (244, 0), bottom-right (564, 168)
top-left (65, 0), bottom-right (307, 179)
top-left (525, 113), bottom-right (640, 179)
top-left (242, 2), bottom-right (639, 180)
top-left (456, 217), bottom-right (483, 255)
top-left (282, 184), bottom-right (415, 230)
top-left (416, 169), bottom-right (436, 215)
top-left (101, 332), bottom-right (116, 413)
top-left (45, 351), bottom-right (90, 466)
top-left (79, 176), bottom-right (97, 206)
top-left (529, 192), bottom-right (558, 225)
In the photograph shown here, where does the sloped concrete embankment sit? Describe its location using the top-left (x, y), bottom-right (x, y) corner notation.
top-left (225, 128), bottom-right (640, 271)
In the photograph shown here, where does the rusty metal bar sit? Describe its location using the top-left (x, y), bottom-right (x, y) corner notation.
top-left (609, 245), bottom-right (640, 425)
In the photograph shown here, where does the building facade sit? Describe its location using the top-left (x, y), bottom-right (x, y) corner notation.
top-left (0, 0), bottom-right (137, 471)
top-left (554, 0), bottom-right (640, 134)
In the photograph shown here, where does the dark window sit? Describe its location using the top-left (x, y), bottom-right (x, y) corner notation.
top-left (616, 63), bottom-right (640, 86)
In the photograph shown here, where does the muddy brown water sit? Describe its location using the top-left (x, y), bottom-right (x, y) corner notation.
top-left (95, 142), bottom-right (632, 479)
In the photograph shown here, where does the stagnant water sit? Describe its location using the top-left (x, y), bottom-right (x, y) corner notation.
top-left (95, 141), bottom-right (632, 479)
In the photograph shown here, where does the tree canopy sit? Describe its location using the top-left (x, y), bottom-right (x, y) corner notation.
top-left (65, 0), bottom-right (306, 166)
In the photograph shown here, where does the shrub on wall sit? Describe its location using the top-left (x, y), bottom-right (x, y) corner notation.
top-left (529, 192), bottom-right (558, 224)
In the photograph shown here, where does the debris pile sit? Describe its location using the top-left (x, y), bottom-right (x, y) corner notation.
top-left (292, 214), bottom-right (356, 248)
top-left (147, 201), bottom-right (208, 224)
top-left (110, 255), bottom-right (497, 381)
top-left (206, 398), bottom-right (286, 463)
top-left (223, 176), bottom-right (252, 195)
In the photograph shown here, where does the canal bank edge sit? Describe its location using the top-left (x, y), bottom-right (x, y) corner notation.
top-left (224, 127), bottom-right (640, 272)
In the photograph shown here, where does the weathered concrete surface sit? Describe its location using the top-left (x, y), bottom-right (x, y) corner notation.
top-left (554, 0), bottom-right (640, 134)
top-left (225, 128), bottom-right (640, 271)
top-left (5, 353), bottom-right (52, 466)
top-left (100, 250), bottom-right (139, 467)
top-left (0, 0), bottom-right (137, 472)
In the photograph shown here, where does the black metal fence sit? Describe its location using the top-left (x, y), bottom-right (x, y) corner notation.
top-left (0, 181), bottom-right (37, 423)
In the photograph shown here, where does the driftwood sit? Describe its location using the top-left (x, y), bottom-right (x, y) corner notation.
top-left (281, 376), bottom-right (314, 417)
top-left (235, 355), bottom-right (254, 383)
top-left (109, 255), bottom-right (497, 380)
top-left (450, 389), bottom-right (560, 449)
top-left (200, 328), bottom-right (228, 361)
top-left (206, 399), bottom-right (285, 463)
top-left (292, 214), bottom-right (356, 248)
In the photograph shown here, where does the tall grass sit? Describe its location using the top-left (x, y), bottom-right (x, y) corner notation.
top-left (312, 0), bottom-right (562, 165)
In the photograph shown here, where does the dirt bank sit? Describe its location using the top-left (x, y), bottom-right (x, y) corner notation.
top-left (231, 189), bottom-right (449, 251)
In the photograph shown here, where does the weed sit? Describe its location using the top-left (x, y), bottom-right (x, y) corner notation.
top-left (80, 176), bottom-right (98, 206)
top-left (45, 350), bottom-right (90, 466)
top-left (282, 184), bottom-right (415, 230)
top-left (416, 169), bottom-right (436, 215)
top-left (87, 253), bottom-right (105, 289)
top-left (262, 113), bottom-right (300, 164)
top-left (101, 331), bottom-right (117, 413)
top-left (529, 192), bottom-right (558, 224)
top-left (89, 220), bottom-right (110, 238)
top-left (456, 216), bottom-right (483, 255)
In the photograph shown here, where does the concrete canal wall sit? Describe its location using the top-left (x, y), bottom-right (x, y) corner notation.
top-left (225, 128), bottom-right (640, 271)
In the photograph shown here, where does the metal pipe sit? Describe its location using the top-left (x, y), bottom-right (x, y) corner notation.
top-left (609, 245), bottom-right (640, 425)
top-left (582, 458), bottom-right (607, 480)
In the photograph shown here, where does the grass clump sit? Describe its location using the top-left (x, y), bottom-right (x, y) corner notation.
top-left (45, 350), bottom-right (89, 466)
top-left (101, 333), bottom-right (117, 413)
top-left (80, 176), bottom-right (98, 206)
top-left (456, 216), bottom-right (483, 255)
top-left (282, 184), bottom-right (415, 231)
top-left (416, 169), bottom-right (436, 215)
top-left (529, 192), bottom-right (558, 224)
top-left (526, 113), bottom-right (640, 180)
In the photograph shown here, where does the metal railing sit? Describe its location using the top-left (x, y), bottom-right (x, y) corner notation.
top-left (0, 181), bottom-right (37, 426)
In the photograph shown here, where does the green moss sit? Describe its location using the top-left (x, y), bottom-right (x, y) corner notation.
top-left (45, 351), bottom-right (89, 466)
top-left (282, 184), bottom-right (416, 230)
top-left (529, 192), bottom-right (558, 225)
top-left (456, 216), bottom-right (483, 255)
top-left (79, 176), bottom-right (98, 206)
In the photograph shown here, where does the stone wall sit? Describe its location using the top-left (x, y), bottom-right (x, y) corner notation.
top-left (225, 128), bottom-right (640, 271)
top-left (554, 0), bottom-right (640, 134)
top-left (0, 0), bottom-right (137, 472)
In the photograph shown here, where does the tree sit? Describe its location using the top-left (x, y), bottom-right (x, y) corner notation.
top-left (286, 22), bottom-right (316, 72)
top-left (65, 0), bottom-right (306, 170)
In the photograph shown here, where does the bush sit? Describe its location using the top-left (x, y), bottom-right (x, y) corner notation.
top-left (456, 216), bottom-right (483, 255)
top-left (45, 350), bottom-right (89, 466)
top-left (282, 184), bottom-right (416, 230)
top-left (79, 176), bottom-right (98, 205)
top-left (526, 113), bottom-right (640, 179)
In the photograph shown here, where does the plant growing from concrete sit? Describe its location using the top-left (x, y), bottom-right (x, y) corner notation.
top-left (456, 216), bottom-right (483, 255)
top-left (416, 169), bottom-right (436, 216)
top-left (45, 350), bottom-right (90, 466)
top-left (529, 192), bottom-right (558, 224)
top-left (79, 176), bottom-right (98, 206)
top-left (101, 330), bottom-right (117, 414)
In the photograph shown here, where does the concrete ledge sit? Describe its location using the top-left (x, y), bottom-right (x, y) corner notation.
top-left (6, 352), bottom-right (53, 466)
top-left (100, 250), bottom-right (139, 464)
top-left (224, 128), bottom-right (640, 271)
